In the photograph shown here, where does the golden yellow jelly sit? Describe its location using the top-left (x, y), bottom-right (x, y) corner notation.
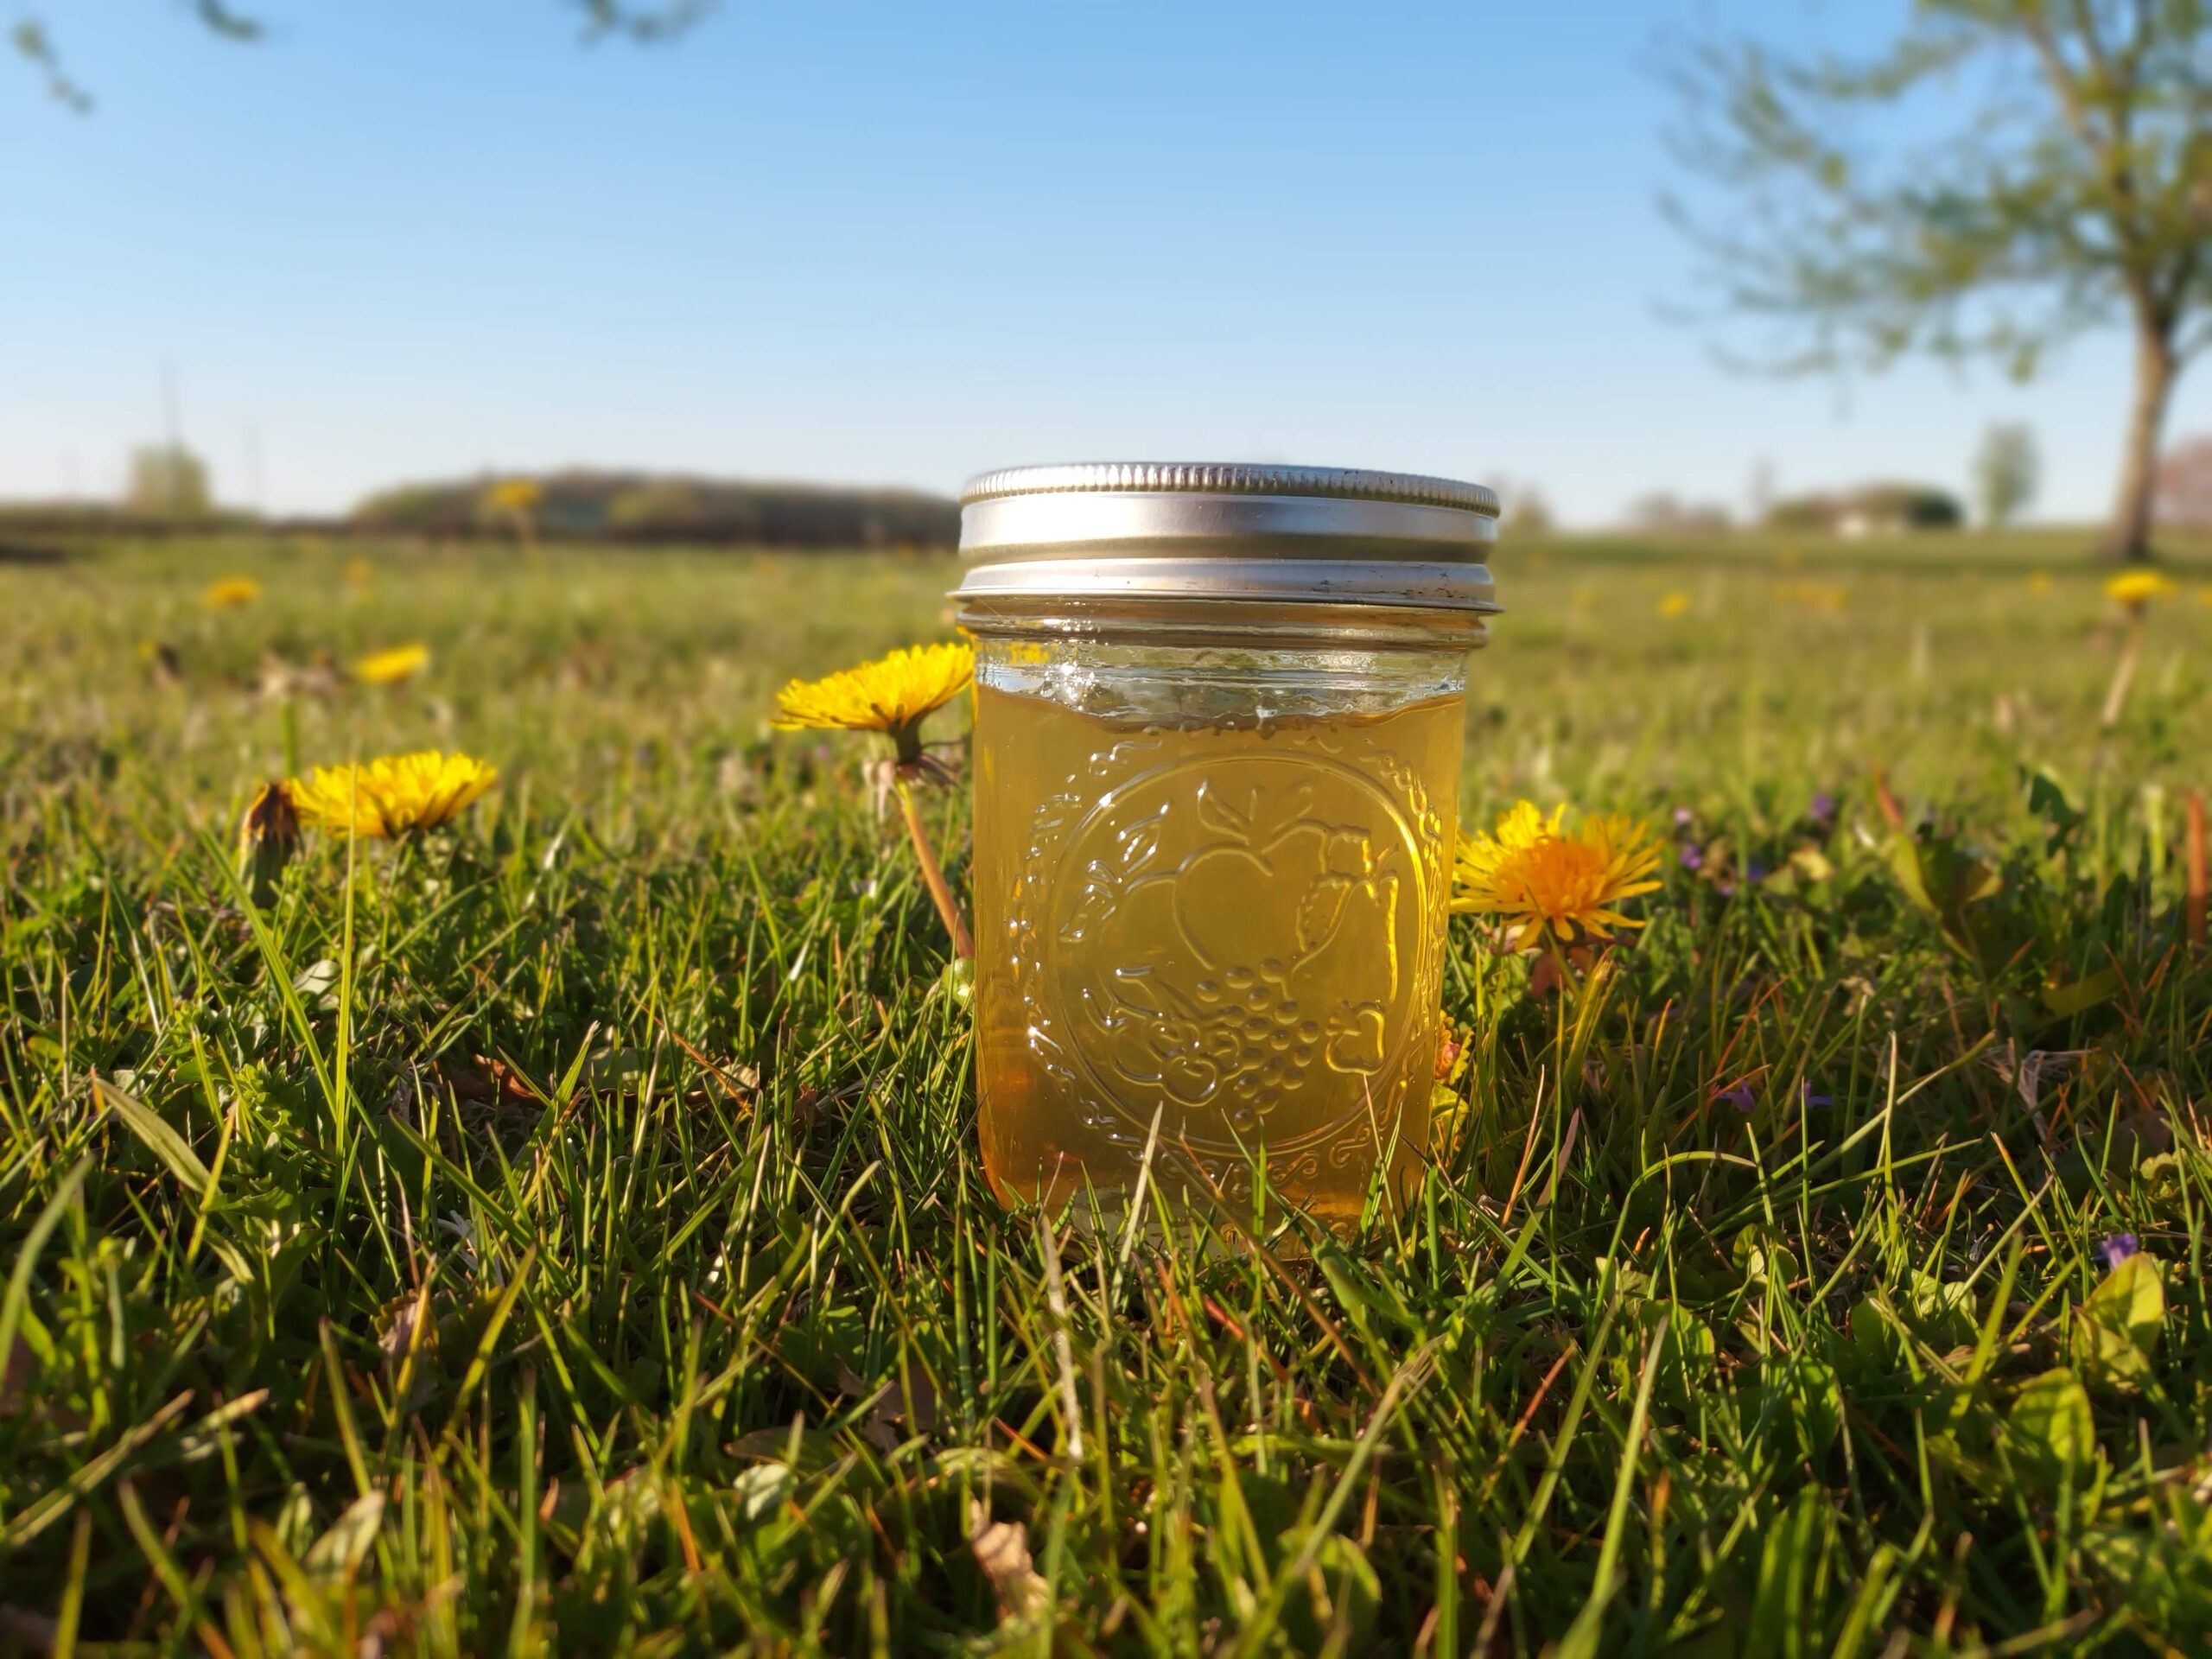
top-left (970, 679), bottom-right (1464, 1224)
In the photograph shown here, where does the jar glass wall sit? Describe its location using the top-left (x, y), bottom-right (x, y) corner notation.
top-left (960, 599), bottom-right (1478, 1225)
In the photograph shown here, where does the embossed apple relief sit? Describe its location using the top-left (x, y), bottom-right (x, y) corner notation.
top-left (1049, 753), bottom-right (1421, 1147)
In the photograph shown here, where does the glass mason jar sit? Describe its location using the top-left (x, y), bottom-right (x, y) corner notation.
top-left (952, 463), bottom-right (1500, 1227)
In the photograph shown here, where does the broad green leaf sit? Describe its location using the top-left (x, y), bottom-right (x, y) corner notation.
top-left (1273, 1527), bottom-right (1380, 1653)
top-left (2041, 967), bottom-right (2120, 1019)
top-left (2069, 1253), bottom-right (2164, 1387)
top-left (1847, 1298), bottom-right (1891, 1358)
top-left (95, 1077), bottom-right (210, 1191)
top-left (734, 1462), bottom-right (792, 1525)
top-left (304, 1491), bottom-right (385, 1580)
top-left (1885, 827), bottom-right (2025, 977)
top-left (1732, 1225), bottom-right (1801, 1287)
top-left (1618, 1300), bottom-right (1715, 1410)
top-left (2019, 765), bottom-right (2084, 853)
top-left (1758, 1351), bottom-right (1844, 1463)
top-left (1905, 1270), bottom-right (1977, 1347)
top-left (2008, 1368), bottom-right (2094, 1486)
top-left (2083, 1497), bottom-right (2212, 1637)
top-left (1788, 844), bottom-right (1835, 883)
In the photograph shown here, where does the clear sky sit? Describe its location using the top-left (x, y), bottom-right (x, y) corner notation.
top-left (4, 0), bottom-right (2204, 524)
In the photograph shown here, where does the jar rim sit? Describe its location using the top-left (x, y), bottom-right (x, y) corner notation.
top-left (956, 461), bottom-right (1501, 613)
top-left (956, 592), bottom-right (1493, 653)
top-left (959, 461), bottom-right (1500, 518)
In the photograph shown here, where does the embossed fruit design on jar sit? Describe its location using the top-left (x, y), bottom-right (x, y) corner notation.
top-left (953, 463), bottom-right (1500, 1225)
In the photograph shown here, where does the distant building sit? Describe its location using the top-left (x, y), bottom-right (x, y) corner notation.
top-left (1769, 483), bottom-right (1962, 536)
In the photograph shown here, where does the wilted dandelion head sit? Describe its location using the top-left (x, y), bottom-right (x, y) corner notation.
top-left (2104, 569), bottom-right (2177, 608)
top-left (288, 751), bottom-right (499, 839)
top-left (237, 780), bottom-right (301, 905)
top-left (350, 642), bottom-right (431, 686)
top-left (1428, 1015), bottom-right (1475, 1155)
top-left (204, 576), bottom-right (261, 609)
top-left (238, 780), bottom-right (300, 858)
top-left (1657, 592), bottom-right (1691, 619)
top-left (1452, 800), bottom-right (1662, 951)
top-left (772, 642), bottom-right (975, 766)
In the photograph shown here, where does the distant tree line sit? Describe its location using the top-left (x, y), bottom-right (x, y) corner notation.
top-left (351, 470), bottom-right (960, 549)
top-left (1619, 480), bottom-right (1967, 537)
top-left (1766, 484), bottom-right (1964, 536)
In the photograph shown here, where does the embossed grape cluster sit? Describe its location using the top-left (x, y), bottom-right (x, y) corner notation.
top-left (1192, 959), bottom-right (1325, 1128)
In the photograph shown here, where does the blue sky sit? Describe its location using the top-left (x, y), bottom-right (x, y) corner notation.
top-left (3, 0), bottom-right (2203, 524)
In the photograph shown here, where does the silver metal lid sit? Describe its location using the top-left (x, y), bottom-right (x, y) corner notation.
top-left (954, 461), bottom-right (1501, 613)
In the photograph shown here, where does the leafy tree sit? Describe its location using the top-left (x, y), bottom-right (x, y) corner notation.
top-left (125, 444), bottom-right (213, 517)
top-left (11, 3), bottom-right (716, 111)
top-left (1973, 422), bottom-right (2043, 527)
top-left (1666, 2), bottom-right (2211, 563)
top-left (2156, 432), bottom-right (2212, 526)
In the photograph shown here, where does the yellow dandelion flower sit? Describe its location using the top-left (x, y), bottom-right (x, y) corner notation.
top-left (343, 557), bottom-right (373, 591)
top-left (351, 642), bottom-right (430, 686)
top-left (1657, 592), bottom-right (1691, 619)
top-left (772, 642), bottom-right (975, 766)
top-left (2026, 571), bottom-right (2055, 595)
top-left (204, 576), bottom-right (261, 609)
top-left (2198, 585), bottom-right (2212, 607)
top-left (483, 478), bottom-right (543, 514)
top-left (1775, 580), bottom-right (1849, 614)
top-left (2104, 569), bottom-right (2177, 607)
top-left (1452, 799), bottom-right (1662, 951)
top-left (288, 751), bottom-right (499, 839)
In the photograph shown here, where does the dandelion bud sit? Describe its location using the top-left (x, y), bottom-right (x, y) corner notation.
top-left (238, 780), bottom-right (301, 907)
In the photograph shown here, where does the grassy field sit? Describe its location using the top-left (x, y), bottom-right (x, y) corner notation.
top-left (3, 533), bottom-right (2211, 1655)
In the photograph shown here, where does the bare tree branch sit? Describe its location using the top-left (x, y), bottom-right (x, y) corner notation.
top-left (10, 18), bottom-right (91, 112)
top-left (573, 1), bottom-right (721, 42)
top-left (12, 3), bottom-right (722, 111)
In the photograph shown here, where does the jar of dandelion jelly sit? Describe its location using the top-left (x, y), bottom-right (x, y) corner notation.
top-left (952, 462), bottom-right (1499, 1229)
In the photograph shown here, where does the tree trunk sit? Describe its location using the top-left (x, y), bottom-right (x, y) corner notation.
top-left (2099, 321), bottom-right (2177, 563)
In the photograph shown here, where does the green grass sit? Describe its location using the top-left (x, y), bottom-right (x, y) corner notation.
top-left (3, 534), bottom-right (2210, 1656)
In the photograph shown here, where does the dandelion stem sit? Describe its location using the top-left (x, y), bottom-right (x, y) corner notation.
top-left (894, 775), bottom-right (973, 961)
top-left (281, 697), bottom-right (301, 780)
top-left (2185, 789), bottom-right (2207, 955)
top-left (2100, 609), bottom-right (2142, 729)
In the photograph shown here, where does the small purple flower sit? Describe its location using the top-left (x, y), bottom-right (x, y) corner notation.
top-left (1746, 861), bottom-right (1769, 883)
top-left (1716, 1082), bottom-right (1756, 1114)
top-left (1679, 844), bottom-right (1704, 872)
top-left (1810, 791), bottom-right (1837, 825)
top-left (1801, 1081), bottom-right (1833, 1109)
top-left (2097, 1233), bottom-right (2139, 1271)
top-left (1714, 879), bottom-right (1736, 899)
top-left (1673, 806), bottom-right (1695, 830)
